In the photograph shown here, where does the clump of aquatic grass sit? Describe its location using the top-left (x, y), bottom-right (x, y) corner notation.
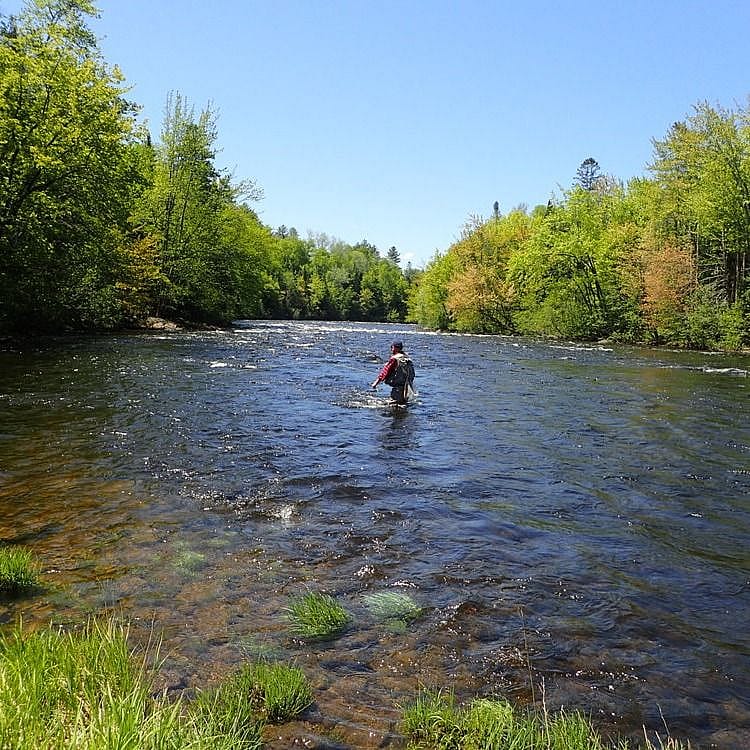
top-left (173, 546), bottom-right (207, 575)
top-left (163, 539), bottom-right (208, 577)
top-left (189, 661), bottom-right (312, 745)
top-left (201, 661), bottom-right (313, 724)
top-left (399, 689), bottom-right (692, 750)
top-left (249, 662), bottom-right (312, 722)
top-left (189, 672), bottom-right (264, 749)
top-left (364, 590), bottom-right (421, 629)
top-left (400, 689), bottom-right (464, 749)
top-left (285, 591), bottom-right (351, 639)
top-left (464, 697), bottom-right (537, 748)
top-left (0, 545), bottom-right (42, 592)
top-left (235, 634), bottom-right (287, 662)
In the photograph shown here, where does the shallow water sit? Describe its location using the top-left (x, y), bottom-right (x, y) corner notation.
top-left (1, 321), bottom-right (749, 748)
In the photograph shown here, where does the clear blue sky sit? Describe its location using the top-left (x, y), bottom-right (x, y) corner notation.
top-left (3, 1), bottom-right (750, 267)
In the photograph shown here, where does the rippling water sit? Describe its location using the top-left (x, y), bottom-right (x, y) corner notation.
top-left (1, 321), bottom-right (749, 748)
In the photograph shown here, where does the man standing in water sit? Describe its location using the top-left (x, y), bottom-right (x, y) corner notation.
top-left (371, 341), bottom-right (415, 405)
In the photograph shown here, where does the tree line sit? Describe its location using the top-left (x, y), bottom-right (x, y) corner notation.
top-left (0, 1), bottom-right (412, 333)
top-left (409, 107), bottom-right (750, 350)
top-left (3, 2), bottom-right (749, 351)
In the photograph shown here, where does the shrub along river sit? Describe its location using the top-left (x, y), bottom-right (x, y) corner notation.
top-left (1, 320), bottom-right (749, 748)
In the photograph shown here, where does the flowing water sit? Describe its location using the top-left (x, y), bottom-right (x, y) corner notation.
top-left (1, 321), bottom-right (749, 748)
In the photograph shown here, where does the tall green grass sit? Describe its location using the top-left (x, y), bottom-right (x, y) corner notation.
top-left (188, 671), bottom-right (264, 750)
top-left (0, 545), bottom-right (42, 592)
top-left (400, 689), bottom-right (692, 750)
top-left (0, 619), bottom-right (170, 749)
top-left (0, 619), bottom-right (314, 749)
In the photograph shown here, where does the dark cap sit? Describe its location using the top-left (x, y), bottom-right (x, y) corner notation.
top-left (391, 340), bottom-right (403, 350)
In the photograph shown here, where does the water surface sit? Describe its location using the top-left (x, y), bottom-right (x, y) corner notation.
top-left (1, 321), bottom-right (749, 748)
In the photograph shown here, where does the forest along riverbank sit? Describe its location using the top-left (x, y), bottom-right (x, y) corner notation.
top-left (1, 321), bottom-right (749, 748)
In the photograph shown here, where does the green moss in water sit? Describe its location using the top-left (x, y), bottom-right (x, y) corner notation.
top-left (363, 590), bottom-right (421, 628)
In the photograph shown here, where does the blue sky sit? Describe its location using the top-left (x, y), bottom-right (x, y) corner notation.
top-left (3, 1), bottom-right (750, 267)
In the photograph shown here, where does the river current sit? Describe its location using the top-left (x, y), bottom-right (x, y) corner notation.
top-left (1, 320), bottom-right (749, 748)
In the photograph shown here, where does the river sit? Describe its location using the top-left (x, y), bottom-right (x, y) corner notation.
top-left (1, 320), bottom-right (749, 748)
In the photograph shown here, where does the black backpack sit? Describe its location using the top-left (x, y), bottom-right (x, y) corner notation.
top-left (385, 356), bottom-right (415, 387)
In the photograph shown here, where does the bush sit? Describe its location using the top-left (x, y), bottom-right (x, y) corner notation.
top-left (718, 302), bottom-right (747, 351)
top-left (243, 662), bottom-right (313, 723)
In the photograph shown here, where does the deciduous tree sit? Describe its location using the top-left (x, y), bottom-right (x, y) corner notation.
top-left (0, 0), bottom-right (140, 330)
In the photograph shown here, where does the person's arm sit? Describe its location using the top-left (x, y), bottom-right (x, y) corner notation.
top-left (371, 357), bottom-right (396, 388)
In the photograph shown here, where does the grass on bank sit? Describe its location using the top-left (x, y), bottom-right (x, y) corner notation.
top-left (0, 545), bottom-right (42, 593)
top-left (0, 618), bottom-right (313, 750)
top-left (400, 689), bottom-right (692, 750)
top-left (284, 590), bottom-right (351, 639)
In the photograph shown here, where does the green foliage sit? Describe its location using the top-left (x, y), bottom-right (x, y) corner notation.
top-left (444, 213), bottom-right (527, 333)
top-left (130, 93), bottom-right (263, 324)
top-left (675, 285), bottom-right (748, 351)
top-left (400, 690), bottom-right (464, 749)
top-left (361, 257), bottom-right (409, 321)
top-left (3, 1), bottom-right (744, 345)
top-left (284, 591), bottom-right (351, 639)
top-left (718, 300), bottom-right (747, 351)
top-left (511, 188), bottom-right (632, 340)
top-left (0, 619), bottom-right (160, 748)
top-left (264, 236), bottom-right (410, 322)
top-left (0, 4), bottom-right (419, 331)
top-left (463, 698), bottom-right (533, 748)
top-left (650, 102), bottom-right (750, 305)
top-left (407, 252), bottom-right (456, 329)
top-left (0, 0), bottom-right (141, 331)
top-left (189, 672), bottom-right (264, 749)
top-left (0, 545), bottom-right (42, 592)
top-left (409, 104), bottom-right (750, 352)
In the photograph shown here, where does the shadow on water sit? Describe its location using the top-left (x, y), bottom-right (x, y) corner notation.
top-left (1, 322), bottom-right (750, 747)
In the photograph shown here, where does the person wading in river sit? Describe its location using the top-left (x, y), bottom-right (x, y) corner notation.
top-left (371, 341), bottom-right (416, 405)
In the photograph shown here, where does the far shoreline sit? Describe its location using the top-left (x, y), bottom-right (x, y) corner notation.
top-left (2, 318), bottom-right (750, 359)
